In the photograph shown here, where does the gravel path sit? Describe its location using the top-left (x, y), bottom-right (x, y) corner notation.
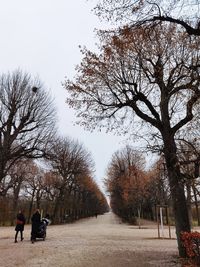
top-left (0, 212), bottom-right (182, 267)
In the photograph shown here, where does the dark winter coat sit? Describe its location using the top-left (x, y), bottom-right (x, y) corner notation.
top-left (31, 211), bottom-right (41, 234)
top-left (15, 213), bottom-right (26, 232)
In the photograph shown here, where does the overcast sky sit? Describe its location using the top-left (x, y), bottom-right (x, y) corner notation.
top-left (0, 0), bottom-right (128, 192)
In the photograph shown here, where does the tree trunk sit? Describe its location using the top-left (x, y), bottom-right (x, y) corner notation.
top-left (12, 194), bottom-right (19, 226)
top-left (192, 185), bottom-right (200, 226)
top-left (186, 182), bottom-right (192, 228)
top-left (27, 190), bottom-right (35, 224)
top-left (12, 181), bottom-right (23, 225)
top-left (53, 197), bottom-right (61, 223)
top-left (163, 136), bottom-right (190, 257)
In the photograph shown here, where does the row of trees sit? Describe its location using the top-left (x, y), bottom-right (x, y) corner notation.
top-left (105, 145), bottom-right (200, 227)
top-left (105, 146), bottom-right (153, 223)
top-left (65, 0), bottom-right (200, 257)
top-left (0, 70), bottom-right (109, 225)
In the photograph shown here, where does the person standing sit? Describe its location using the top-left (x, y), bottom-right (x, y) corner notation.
top-left (31, 209), bottom-right (41, 243)
top-left (14, 210), bottom-right (26, 243)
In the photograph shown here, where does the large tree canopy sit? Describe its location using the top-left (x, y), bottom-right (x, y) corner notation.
top-left (0, 70), bottom-right (56, 194)
top-left (65, 25), bottom-right (200, 136)
top-left (64, 24), bottom-right (200, 257)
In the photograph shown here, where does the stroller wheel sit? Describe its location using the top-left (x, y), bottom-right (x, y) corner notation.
top-left (43, 233), bottom-right (46, 241)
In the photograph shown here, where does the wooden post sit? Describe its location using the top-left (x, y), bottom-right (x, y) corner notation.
top-left (160, 207), bottom-right (164, 238)
top-left (167, 207), bottom-right (171, 239)
top-left (138, 208), bottom-right (141, 229)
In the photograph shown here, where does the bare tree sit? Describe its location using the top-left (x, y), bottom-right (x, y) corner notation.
top-left (0, 70), bottom-right (56, 194)
top-left (7, 159), bottom-right (34, 223)
top-left (148, 157), bottom-right (170, 207)
top-left (46, 137), bottom-right (94, 222)
top-left (94, 0), bottom-right (200, 36)
top-left (64, 24), bottom-right (200, 256)
top-left (23, 162), bottom-right (46, 223)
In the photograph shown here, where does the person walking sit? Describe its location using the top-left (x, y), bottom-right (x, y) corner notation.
top-left (31, 209), bottom-right (41, 243)
top-left (14, 210), bottom-right (26, 243)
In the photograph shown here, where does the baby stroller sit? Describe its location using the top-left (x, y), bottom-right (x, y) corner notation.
top-left (37, 218), bottom-right (49, 240)
top-left (31, 218), bottom-right (50, 243)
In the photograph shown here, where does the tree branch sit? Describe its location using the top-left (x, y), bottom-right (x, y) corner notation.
top-left (172, 89), bottom-right (200, 133)
top-left (151, 16), bottom-right (200, 36)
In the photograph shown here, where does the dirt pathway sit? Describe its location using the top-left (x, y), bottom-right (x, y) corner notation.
top-left (0, 212), bottom-right (181, 267)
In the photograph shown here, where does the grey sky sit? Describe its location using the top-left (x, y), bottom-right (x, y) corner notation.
top-left (0, 0), bottom-right (126, 191)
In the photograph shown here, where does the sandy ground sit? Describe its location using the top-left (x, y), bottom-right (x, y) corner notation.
top-left (0, 212), bottom-right (184, 267)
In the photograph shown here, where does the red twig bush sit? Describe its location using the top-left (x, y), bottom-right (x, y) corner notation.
top-left (181, 231), bottom-right (200, 259)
